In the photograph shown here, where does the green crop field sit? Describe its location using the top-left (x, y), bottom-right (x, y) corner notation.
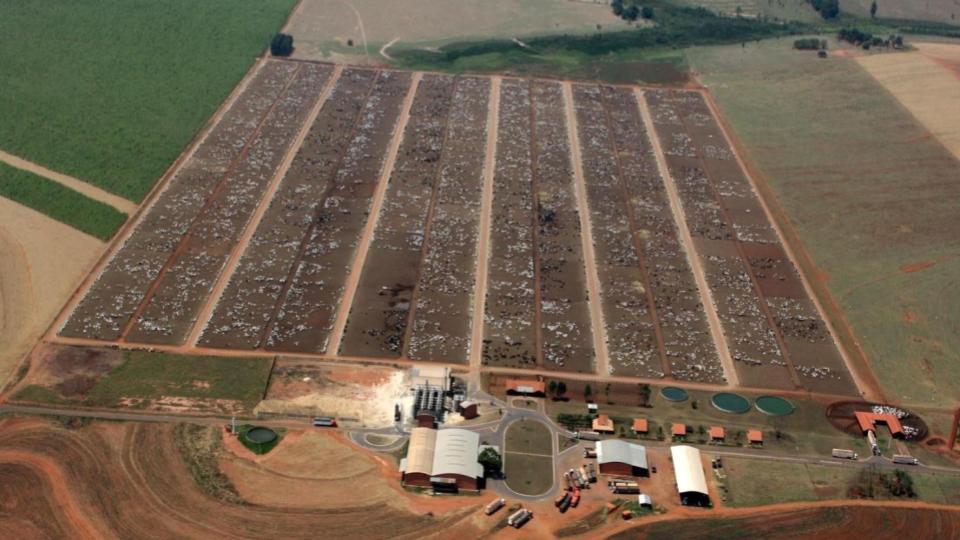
top-left (0, 162), bottom-right (126, 241)
top-left (84, 351), bottom-right (273, 410)
top-left (688, 39), bottom-right (960, 408)
top-left (0, 0), bottom-right (296, 202)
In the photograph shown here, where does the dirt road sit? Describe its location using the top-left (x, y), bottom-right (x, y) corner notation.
top-left (635, 89), bottom-right (739, 386)
top-left (562, 82), bottom-right (611, 377)
top-left (468, 76), bottom-right (501, 380)
top-left (0, 148), bottom-right (136, 214)
top-left (327, 72), bottom-right (422, 355)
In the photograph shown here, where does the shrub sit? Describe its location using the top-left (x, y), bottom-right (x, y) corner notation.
top-left (270, 32), bottom-right (293, 56)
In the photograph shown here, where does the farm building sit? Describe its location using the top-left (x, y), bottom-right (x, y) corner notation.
top-left (855, 411), bottom-right (904, 438)
top-left (709, 426), bottom-right (725, 441)
top-left (747, 429), bottom-right (763, 446)
top-left (632, 418), bottom-right (648, 435)
top-left (459, 401), bottom-right (478, 420)
top-left (670, 445), bottom-right (709, 507)
top-left (505, 379), bottom-right (546, 397)
top-left (597, 440), bottom-right (649, 477)
top-left (672, 423), bottom-right (687, 439)
top-left (400, 427), bottom-right (484, 491)
top-left (593, 414), bottom-right (615, 434)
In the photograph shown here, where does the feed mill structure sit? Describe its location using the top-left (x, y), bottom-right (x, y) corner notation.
top-left (400, 427), bottom-right (484, 492)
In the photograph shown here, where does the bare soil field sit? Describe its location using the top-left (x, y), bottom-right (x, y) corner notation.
top-left (256, 360), bottom-right (410, 427)
top-left (611, 504), bottom-right (960, 539)
top-left (644, 89), bottom-right (857, 396)
top-left (0, 199), bottom-right (102, 387)
top-left (0, 416), bottom-right (480, 539)
top-left (858, 44), bottom-right (960, 160)
top-left (285, 0), bottom-right (625, 64)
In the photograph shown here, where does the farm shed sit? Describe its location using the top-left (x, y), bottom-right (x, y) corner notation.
top-left (855, 411), bottom-right (904, 438)
top-left (593, 414), bottom-right (615, 433)
top-left (597, 440), bottom-right (649, 477)
top-left (747, 429), bottom-right (763, 446)
top-left (400, 428), bottom-right (484, 491)
top-left (709, 426), bottom-right (725, 441)
top-left (632, 418), bottom-right (648, 435)
top-left (505, 379), bottom-right (546, 396)
top-left (670, 445), bottom-right (709, 507)
top-left (671, 423), bottom-right (687, 438)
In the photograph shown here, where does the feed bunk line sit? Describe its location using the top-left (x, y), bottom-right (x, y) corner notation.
top-left (399, 77), bottom-right (461, 360)
top-left (259, 70), bottom-right (385, 350)
top-left (468, 76), bottom-right (501, 376)
top-left (527, 80), bottom-right (546, 368)
top-left (597, 85), bottom-right (672, 378)
top-left (117, 64), bottom-right (306, 342)
top-left (674, 90), bottom-right (802, 389)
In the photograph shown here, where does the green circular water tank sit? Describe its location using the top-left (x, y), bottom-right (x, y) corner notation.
top-left (711, 392), bottom-right (751, 414)
top-left (661, 386), bottom-right (690, 402)
top-left (755, 395), bottom-right (795, 416)
top-left (245, 426), bottom-right (277, 444)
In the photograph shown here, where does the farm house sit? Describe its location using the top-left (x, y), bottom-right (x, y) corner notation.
top-left (597, 440), bottom-right (649, 477)
top-left (670, 445), bottom-right (709, 507)
top-left (400, 428), bottom-right (484, 491)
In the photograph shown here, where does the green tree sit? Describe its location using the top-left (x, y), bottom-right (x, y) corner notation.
top-left (557, 381), bottom-right (567, 398)
top-left (641, 6), bottom-right (654, 19)
top-left (624, 5), bottom-right (640, 21)
top-left (584, 384), bottom-right (593, 401)
top-left (611, 0), bottom-right (624, 17)
top-left (270, 33), bottom-right (294, 57)
top-left (548, 380), bottom-right (558, 397)
top-left (478, 448), bottom-right (503, 476)
top-left (870, 0), bottom-right (878, 18)
top-left (637, 384), bottom-right (651, 407)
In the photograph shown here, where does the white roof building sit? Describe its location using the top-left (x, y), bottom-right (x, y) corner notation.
top-left (597, 440), bottom-right (648, 469)
top-left (400, 427), bottom-right (483, 480)
top-left (670, 445), bottom-right (709, 506)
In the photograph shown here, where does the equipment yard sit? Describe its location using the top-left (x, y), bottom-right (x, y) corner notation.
top-left (46, 59), bottom-right (861, 399)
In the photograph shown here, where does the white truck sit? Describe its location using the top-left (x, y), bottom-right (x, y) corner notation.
top-left (485, 498), bottom-right (505, 515)
top-left (576, 431), bottom-right (601, 441)
top-left (507, 508), bottom-right (533, 528)
top-left (892, 454), bottom-right (919, 465)
top-left (832, 448), bottom-right (858, 460)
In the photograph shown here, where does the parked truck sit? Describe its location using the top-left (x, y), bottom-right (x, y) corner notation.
top-left (583, 448), bottom-right (597, 459)
top-left (576, 431), bottom-right (601, 441)
top-left (832, 448), bottom-right (858, 460)
top-left (507, 508), bottom-right (533, 528)
top-left (893, 455), bottom-right (919, 465)
top-left (570, 488), bottom-right (581, 508)
top-left (312, 416), bottom-right (337, 427)
top-left (485, 498), bottom-right (505, 515)
top-left (587, 463), bottom-right (597, 483)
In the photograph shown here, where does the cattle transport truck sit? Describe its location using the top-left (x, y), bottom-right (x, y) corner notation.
top-left (893, 455), bottom-right (919, 465)
top-left (507, 509), bottom-right (533, 528)
top-left (832, 449), bottom-right (858, 460)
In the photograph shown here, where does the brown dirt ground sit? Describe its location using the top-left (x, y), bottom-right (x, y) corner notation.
top-left (857, 44), bottom-right (960, 160)
top-left (607, 503), bottom-right (960, 539)
top-left (0, 198), bottom-right (103, 390)
top-left (0, 416), bottom-right (484, 539)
